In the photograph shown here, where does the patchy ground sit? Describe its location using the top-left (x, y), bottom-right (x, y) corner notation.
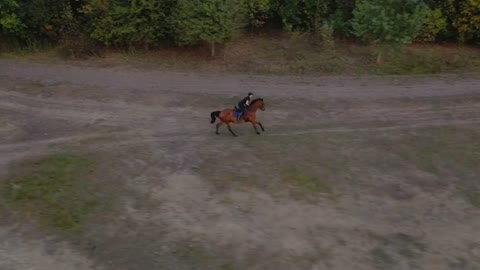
top-left (1, 59), bottom-right (480, 270)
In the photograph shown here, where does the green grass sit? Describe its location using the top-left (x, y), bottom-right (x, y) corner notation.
top-left (463, 189), bottom-right (480, 208)
top-left (165, 239), bottom-right (238, 270)
top-left (200, 126), bottom-right (479, 206)
top-left (399, 128), bottom-right (480, 174)
top-left (32, 81), bottom-right (46, 88)
top-left (285, 168), bottom-right (332, 194)
top-left (228, 37), bottom-right (480, 75)
top-left (2, 154), bottom-right (102, 233)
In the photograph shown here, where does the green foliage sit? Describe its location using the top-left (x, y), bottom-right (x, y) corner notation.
top-left (425, 0), bottom-right (458, 41)
top-left (0, 0), bottom-right (24, 36)
top-left (327, 0), bottom-right (356, 38)
top-left (329, 10), bottom-right (352, 38)
top-left (18, 0), bottom-right (69, 41)
top-left (91, 0), bottom-right (170, 48)
top-left (244, 0), bottom-right (271, 29)
top-left (423, 0), bottom-right (479, 43)
top-left (170, 0), bottom-right (245, 56)
top-left (57, 4), bottom-right (101, 58)
top-left (351, 0), bottom-right (428, 45)
top-left (1, 0), bottom-right (478, 52)
top-left (417, 9), bottom-right (447, 42)
top-left (286, 168), bottom-right (332, 193)
top-left (270, 0), bottom-right (328, 32)
top-left (454, 0), bottom-right (480, 43)
top-left (463, 188), bottom-right (480, 208)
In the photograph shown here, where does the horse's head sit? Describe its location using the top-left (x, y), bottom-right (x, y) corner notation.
top-left (251, 98), bottom-right (265, 111)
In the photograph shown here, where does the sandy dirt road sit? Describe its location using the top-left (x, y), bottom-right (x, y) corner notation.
top-left (1, 59), bottom-right (480, 270)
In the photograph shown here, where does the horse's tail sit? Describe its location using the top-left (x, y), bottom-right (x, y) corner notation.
top-left (210, 111), bottom-right (221, 124)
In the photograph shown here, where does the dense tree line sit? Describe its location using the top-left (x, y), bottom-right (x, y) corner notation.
top-left (1, 0), bottom-right (479, 56)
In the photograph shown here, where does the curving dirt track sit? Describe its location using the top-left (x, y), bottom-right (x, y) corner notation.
top-left (1, 59), bottom-right (480, 270)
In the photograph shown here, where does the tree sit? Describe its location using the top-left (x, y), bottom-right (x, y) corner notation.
top-left (91, 0), bottom-right (171, 49)
top-left (454, 0), bottom-right (480, 43)
top-left (422, 0), bottom-right (462, 42)
top-left (328, 0), bottom-right (356, 38)
top-left (351, 0), bottom-right (428, 63)
top-left (416, 8), bottom-right (447, 42)
top-left (0, 0), bottom-right (24, 37)
top-left (169, 0), bottom-right (245, 57)
top-left (244, 0), bottom-right (270, 29)
top-left (270, 0), bottom-right (328, 32)
top-left (18, 0), bottom-right (68, 42)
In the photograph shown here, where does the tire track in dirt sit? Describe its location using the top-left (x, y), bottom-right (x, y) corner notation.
top-left (2, 116), bottom-right (479, 166)
top-left (3, 87), bottom-right (480, 133)
top-left (2, 80), bottom-right (480, 169)
top-left (270, 119), bottom-right (480, 136)
top-left (0, 131), bottom-right (134, 165)
top-left (0, 89), bottom-right (181, 129)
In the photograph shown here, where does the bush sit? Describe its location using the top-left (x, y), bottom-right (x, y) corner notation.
top-left (311, 22), bottom-right (335, 50)
top-left (169, 0), bottom-right (246, 56)
top-left (329, 10), bottom-right (352, 39)
top-left (91, 0), bottom-right (171, 49)
top-left (244, 0), bottom-right (271, 29)
top-left (0, 0), bottom-right (24, 37)
top-left (57, 5), bottom-right (102, 58)
top-left (18, 0), bottom-right (68, 42)
top-left (327, 0), bottom-right (356, 39)
top-left (416, 9), bottom-right (447, 42)
top-left (351, 0), bottom-right (428, 45)
top-left (453, 0), bottom-right (480, 43)
top-left (270, 0), bottom-right (328, 32)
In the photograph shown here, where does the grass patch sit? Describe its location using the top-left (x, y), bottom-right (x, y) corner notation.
top-left (168, 240), bottom-right (236, 270)
top-left (369, 232), bottom-right (427, 269)
top-left (32, 81), bottom-right (46, 88)
top-left (358, 127), bottom-right (480, 194)
top-left (3, 34), bottom-right (480, 75)
top-left (402, 128), bottom-right (480, 174)
top-left (462, 189), bottom-right (480, 208)
top-left (285, 168), bottom-right (332, 194)
top-left (2, 154), bottom-right (103, 233)
top-left (370, 247), bottom-right (396, 268)
top-left (370, 45), bottom-right (480, 74)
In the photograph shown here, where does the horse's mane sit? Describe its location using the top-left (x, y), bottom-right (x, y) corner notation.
top-left (250, 98), bottom-right (263, 105)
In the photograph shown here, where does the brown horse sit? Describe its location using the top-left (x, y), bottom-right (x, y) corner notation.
top-left (210, 98), bottom-right (266, 137)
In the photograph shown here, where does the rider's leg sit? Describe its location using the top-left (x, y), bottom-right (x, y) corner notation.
top-left (237, 106), bottom-right (244, 120)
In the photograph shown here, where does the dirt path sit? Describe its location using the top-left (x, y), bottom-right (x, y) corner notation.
top-left (1, 59), bottom-right (480, 270)
top-left (2, 59), bottom-right (480, 99)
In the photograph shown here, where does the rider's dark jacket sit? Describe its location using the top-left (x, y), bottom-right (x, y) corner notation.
top-left (238, 96), bottom-right (251, 111)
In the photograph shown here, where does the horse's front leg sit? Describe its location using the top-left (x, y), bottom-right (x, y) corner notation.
top-left (257, 122), bottom-right (265, 132)
top-left (251, 122), bottom-right (261, 135)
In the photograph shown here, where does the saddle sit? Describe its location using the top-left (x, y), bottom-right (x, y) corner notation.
top-left (234, 106), bottom-right (245, 119)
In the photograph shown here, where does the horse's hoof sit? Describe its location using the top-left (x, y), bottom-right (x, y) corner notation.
top-left (257, 132), bottom-right (261, 135)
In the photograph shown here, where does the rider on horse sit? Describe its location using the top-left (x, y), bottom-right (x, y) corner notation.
top-left (237, 92), bottom-right (254, 120)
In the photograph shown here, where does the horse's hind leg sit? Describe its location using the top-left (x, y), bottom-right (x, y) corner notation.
top-left (227, 123), bottom-right (237, 137)
top-left (216, 122), bottom-right (223, 135)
